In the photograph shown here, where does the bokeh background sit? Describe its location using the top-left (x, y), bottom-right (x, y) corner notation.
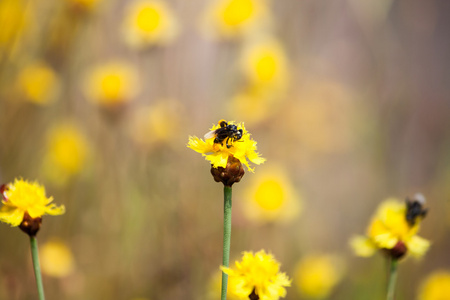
top-left (0, 0), bottom-right (449, 299)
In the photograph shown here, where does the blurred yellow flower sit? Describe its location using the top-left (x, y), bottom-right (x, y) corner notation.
top-left (187, 120), bottom-right (265, 172)
top-left (240, 38), bottom-right (289, 91)
top-left (0, 179), bottom-right (65, 227)
top-left (241, 165), bottom-right (301, 224)
top-left (122, 0), bottom-right (179, 48)
top-left (418, 270), bottom-right (450, 300)
top-left (16, 61), bottom-right (60, 105)
top-left (221, 250), bottom-right (291, 300)
top-left (201, 0), bottom-right (270, 39)
top-left (0, 0), bottom-right (29, 52)
top-left (83, 61), bottom-right (139, 106)
top-left (42, 123), bottom-right (89, 185)
top-left (294, 254), bottom-right (345, 299)
top-left (129, 100), bottom-right (183, 148)
top-left (350, 198), bottom-right (430, 259)
top-left (40, 239), bottom-right (75, 277)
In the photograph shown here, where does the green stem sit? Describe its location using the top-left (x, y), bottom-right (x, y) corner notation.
top-left (221, 186), bottom-right (233, 300)
top-left (30, 236), bottom-right (46, 300)
top-left (386, 258), bottom-right (398, 300)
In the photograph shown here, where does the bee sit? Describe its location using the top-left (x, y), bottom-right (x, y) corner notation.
top-left (204, 119), bottom-right (243, 148)
top-left (405, 193), bottom-right (428, 226)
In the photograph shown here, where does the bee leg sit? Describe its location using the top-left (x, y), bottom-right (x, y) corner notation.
top-left (226, 137), bottom-right (232, 148)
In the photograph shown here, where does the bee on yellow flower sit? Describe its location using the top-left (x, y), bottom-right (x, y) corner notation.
top-left (0, 179), bottom-right (65, 235)
top-left (221, 250), bottom-right (291, 300)
top-left (350, 194), bottom-right (430, 259)
top-left (188, 120), bottom-right (265, 173)
top-left (294, 254), bottom-right (345, 299)
top-left (122, 0), bottom-right (179, 48)
top-left (418, 270), bottom-right (450, 300)
top-left (241, 165), bottom-right (302, 224)
top-left (83, 61), bottom-right (140, 107)
top-left (201, 0), bottom-right (271, 39)
top-left (16, 61), bottom-right (60, 105)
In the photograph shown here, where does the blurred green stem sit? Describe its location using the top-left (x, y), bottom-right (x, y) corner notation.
top-left (221, 186), bottom-right (232, 300)
top-left (386, 258), bottom-right (398, 300)
top-left (30, 236), bottom-right (46, 300)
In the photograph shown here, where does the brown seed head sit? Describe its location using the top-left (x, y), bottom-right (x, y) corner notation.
top-left (210, 156), bottom-right (245, 187)
top-left (19, 212), bottom-right (42, 237)
top-left (384, 240), bottom-right (407, 259)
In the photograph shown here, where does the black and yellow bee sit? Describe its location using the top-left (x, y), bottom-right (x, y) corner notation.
top-left (405, 193), bottom-right (428, 226)
top-left (204, 119), bottom-right (243, 148)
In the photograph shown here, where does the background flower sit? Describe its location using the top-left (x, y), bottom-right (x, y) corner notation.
top-left (350, 198), bottom-right (430, 259)
top-left (40, 239), bottom-right (75, 277)
top-left (294, 254), bottom-right (345, 299)
top-left (418, 270), bottom-right (450, 300)
top-left (122, 0), bottom-right (179, 48)
top-left (240, 164), bottom-right (302, 224)
top-left (83, 61), bottom-right (140, 107)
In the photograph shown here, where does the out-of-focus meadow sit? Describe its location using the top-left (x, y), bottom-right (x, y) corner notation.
top-left (1, 0), bottom-right (450, 299)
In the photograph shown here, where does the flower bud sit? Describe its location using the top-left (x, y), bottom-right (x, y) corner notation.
top-left (19, 212), bottom-right (42, 237)
top-left (210, 156), bottom-right (245, 187)
top-left (385, 241), bottom-right (407, 259)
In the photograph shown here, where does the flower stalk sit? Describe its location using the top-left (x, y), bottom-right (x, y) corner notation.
top-left (221, 186), bottom-right (232, 300)
top-left (386, 258), bottom-right (398, 300)
top-left (30, 236), bottom-right (46, 300)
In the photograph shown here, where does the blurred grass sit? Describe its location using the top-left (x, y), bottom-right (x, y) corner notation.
top-left (1, 0), bottom-right (450, 299)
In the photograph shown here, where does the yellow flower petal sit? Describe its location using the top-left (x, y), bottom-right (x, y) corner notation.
top-left (349, 236), bottom-right (377, 257)
top-left (406, 235), bottom-right (431, 258)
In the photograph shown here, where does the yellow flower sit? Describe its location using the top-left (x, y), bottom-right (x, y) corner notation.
top-left (187, 120), bottom-right (265, 173)
top-left (294, 254), bottom-right (345, 299)
top-left (350, 198), bottom-right (430, 259)
top-left (40, 239), bottom-right (75, 277)
top-left (42, 123), bottom-right (89, 185)
top-left (418, 270), bottom-right (450, 300)
top-left (241, 165), bottom-right (301, 223)
top-left (221, 250), bottom-right (291, 300)
top-left (240, 38), bottom-right (289, 91)
top-left (0, 179), bottom-right (65, 227)
top-left (201, 0), bottom-right (271, 39)
top-left (16, 61), bottom-right (60, 105)
top-left (83, 61), bottom-right (139, 106)
top-left (122, 0), bottom-right (179, 48)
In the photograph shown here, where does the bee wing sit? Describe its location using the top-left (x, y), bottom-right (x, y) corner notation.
top-left (204, 130), bottom-right (216, 140)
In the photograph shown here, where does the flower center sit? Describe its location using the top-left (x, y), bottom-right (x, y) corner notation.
top-left (222, 0), bottom-right (254, 26)
top-left (255, 54), bottom-right (277, 81)
top-left (254, 179), bottom-right (285, 211)
top-left (136, 6), bottom-right (161, 32)
top-left (100, 74), bottom-right (123, 100)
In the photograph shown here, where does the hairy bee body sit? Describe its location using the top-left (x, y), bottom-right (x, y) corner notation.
top-left (204, 120), bottom-right (243, 148)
